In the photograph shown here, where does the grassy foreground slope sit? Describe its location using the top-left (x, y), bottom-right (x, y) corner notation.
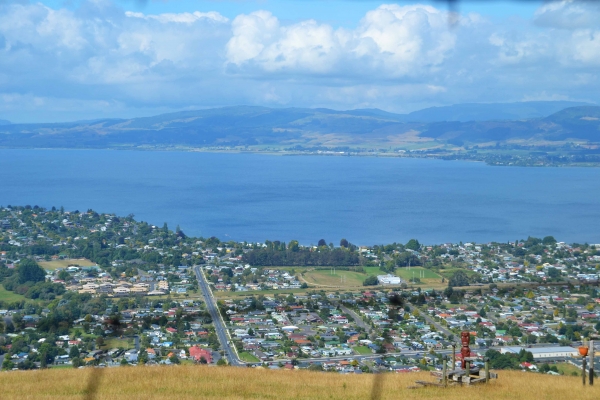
top-left (1, 366), bottom-right (598, 400)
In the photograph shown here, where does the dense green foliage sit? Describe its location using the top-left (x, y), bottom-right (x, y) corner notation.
top-left (485, 349), bottom-right (534, 369)
top-left (17, 259), bottom-right (46, 284)
top-left (0, 260), bottom-right (64, 300)
top-left (362, 276), bottom-right (378, 286)
top-left (242, 247), bottom-right (360, 266)
top-left (448, 270), bottom-right (470, 287)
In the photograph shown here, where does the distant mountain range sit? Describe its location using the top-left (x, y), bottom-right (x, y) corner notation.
top-left (401, 101), bottom-right (592, 122)
top-left (0, 101), bottom-right (598, 150)
top-left (0, 119), bottom-right (10, 125)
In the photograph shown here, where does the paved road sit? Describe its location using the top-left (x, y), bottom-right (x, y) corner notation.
top-left (194, 266), bottom-right (242, 366)
top-left (340, 305), bottom-right (372, 333)
top-left (406, 302), bottom-right (459, 344)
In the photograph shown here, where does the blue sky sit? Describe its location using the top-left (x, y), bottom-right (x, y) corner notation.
top-left (36, 0), bottom-right (545, 26)
top-left (0, 0), bottom-right (598, 122)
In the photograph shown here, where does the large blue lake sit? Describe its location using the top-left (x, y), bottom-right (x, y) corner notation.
top-left (0, 149), bottom-right (598, 245)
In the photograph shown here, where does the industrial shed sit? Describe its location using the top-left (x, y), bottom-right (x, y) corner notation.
top-left (501, 346), bottom-right (578, 359)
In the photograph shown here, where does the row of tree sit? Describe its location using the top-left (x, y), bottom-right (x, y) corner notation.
top-left (242, 248), bottom-right (360, 266)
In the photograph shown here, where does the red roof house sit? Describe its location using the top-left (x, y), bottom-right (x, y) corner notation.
top-left (189, 345), bottom-right (212, 363)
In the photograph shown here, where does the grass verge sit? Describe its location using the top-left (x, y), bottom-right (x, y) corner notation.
top-left (238, 352), bottom-right (260, 363)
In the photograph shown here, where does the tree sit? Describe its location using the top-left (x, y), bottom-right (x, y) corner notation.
top-left (405, 239), bottom-right (421, 251)
top-left (18, 259), bottom-right (46, 283)
top-left (542, 236), bottom-right (557, 246)
top-left (544, 334), bottom-right (559, 344)
top-left (317, 239), bottom-right (327, 247)
top-left (69, 346), bottom-right (80, 359)
top-left (2, 359), bottom-right (15, 370)
top-left (518, 349), bottom-right (534, 363)
top-left (547, 267), bottom-right (561, 279)
top-left (217, 358), bottom-right (227, 366)
top-left (138, 349), bottom-right (149, 365)
top-left (288, 240), bottom-right (300, 252)
top-left (363, 276), bottom-right (378, 286)
top-left (448, 270), bottom-right (469, 287)
top-left (58, 269), bottom-right (70, 281)
top-left (340, 239), bottom-right (349, 248)
top-left (308, 364), bottom-right (323, 371)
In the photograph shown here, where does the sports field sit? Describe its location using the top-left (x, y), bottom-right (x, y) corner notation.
top-left (302, 269), bottom-right (367, 287)
top-left (395, 267), bottom-right (441, 281)
top-left (438, 268), bottom-right (479, 279)
top-left (101, 338), bottom-right (135, 351)
top-left (38, 258), bottom-right (96, 270)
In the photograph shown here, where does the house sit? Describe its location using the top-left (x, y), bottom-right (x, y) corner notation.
top-left (146, 348), bottom-right (157, 360)
top-left (188, 345), bottom-right (212, 363)
top-left (124, 350), bottom-right (138, 363)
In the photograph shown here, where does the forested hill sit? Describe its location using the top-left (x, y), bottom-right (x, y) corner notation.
top-left (0, 102), bottom-right (599, 151)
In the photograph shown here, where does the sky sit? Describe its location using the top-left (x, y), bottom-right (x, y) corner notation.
top-left (0, 0), bottom-right (599, 122)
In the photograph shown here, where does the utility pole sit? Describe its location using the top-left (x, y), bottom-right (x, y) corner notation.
top-left (590, 340), bottom-right (595, 386)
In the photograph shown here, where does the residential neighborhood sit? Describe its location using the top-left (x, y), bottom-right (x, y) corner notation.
top-left (0, 205), bottom-right (599, 376)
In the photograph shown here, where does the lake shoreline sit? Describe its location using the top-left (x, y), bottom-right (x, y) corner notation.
top-left (1, 146), bottom-right (598, 168)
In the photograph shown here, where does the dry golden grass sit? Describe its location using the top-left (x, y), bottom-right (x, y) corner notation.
top-left (1, 366), bottom-right (598, 400)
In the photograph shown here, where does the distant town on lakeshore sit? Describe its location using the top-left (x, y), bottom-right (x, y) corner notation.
top-left (0, 204), bottom-right (599, 376)
top-left (2, 101), bottom-right (600, 167)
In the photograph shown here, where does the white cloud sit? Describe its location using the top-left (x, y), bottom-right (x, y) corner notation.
top-left (0, 0), bottom-right (599, 122)
top-left (534, 0), bottom-right (600, 30)
top-left (569, 29), bottom-right (600, 65)
top-left (125, 11), bottom-right (229, 24)
top-left (226, 10), bottom-right (280, 65)
top-left (353, 4), bottom-right (454, 74)
top-left (226, 5), bottom-right (456, 77)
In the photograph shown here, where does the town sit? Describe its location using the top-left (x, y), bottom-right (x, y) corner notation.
top-left (0, 205), bottom-right (599, 377)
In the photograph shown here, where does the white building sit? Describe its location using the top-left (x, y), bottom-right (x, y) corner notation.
top-left (501, 346), bottom-right (578, 359)
top-left (377, 274), bottom-right (402, 285)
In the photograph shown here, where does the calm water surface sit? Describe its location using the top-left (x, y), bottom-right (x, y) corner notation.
top-left (0, 149), bottom-right (598, 245)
